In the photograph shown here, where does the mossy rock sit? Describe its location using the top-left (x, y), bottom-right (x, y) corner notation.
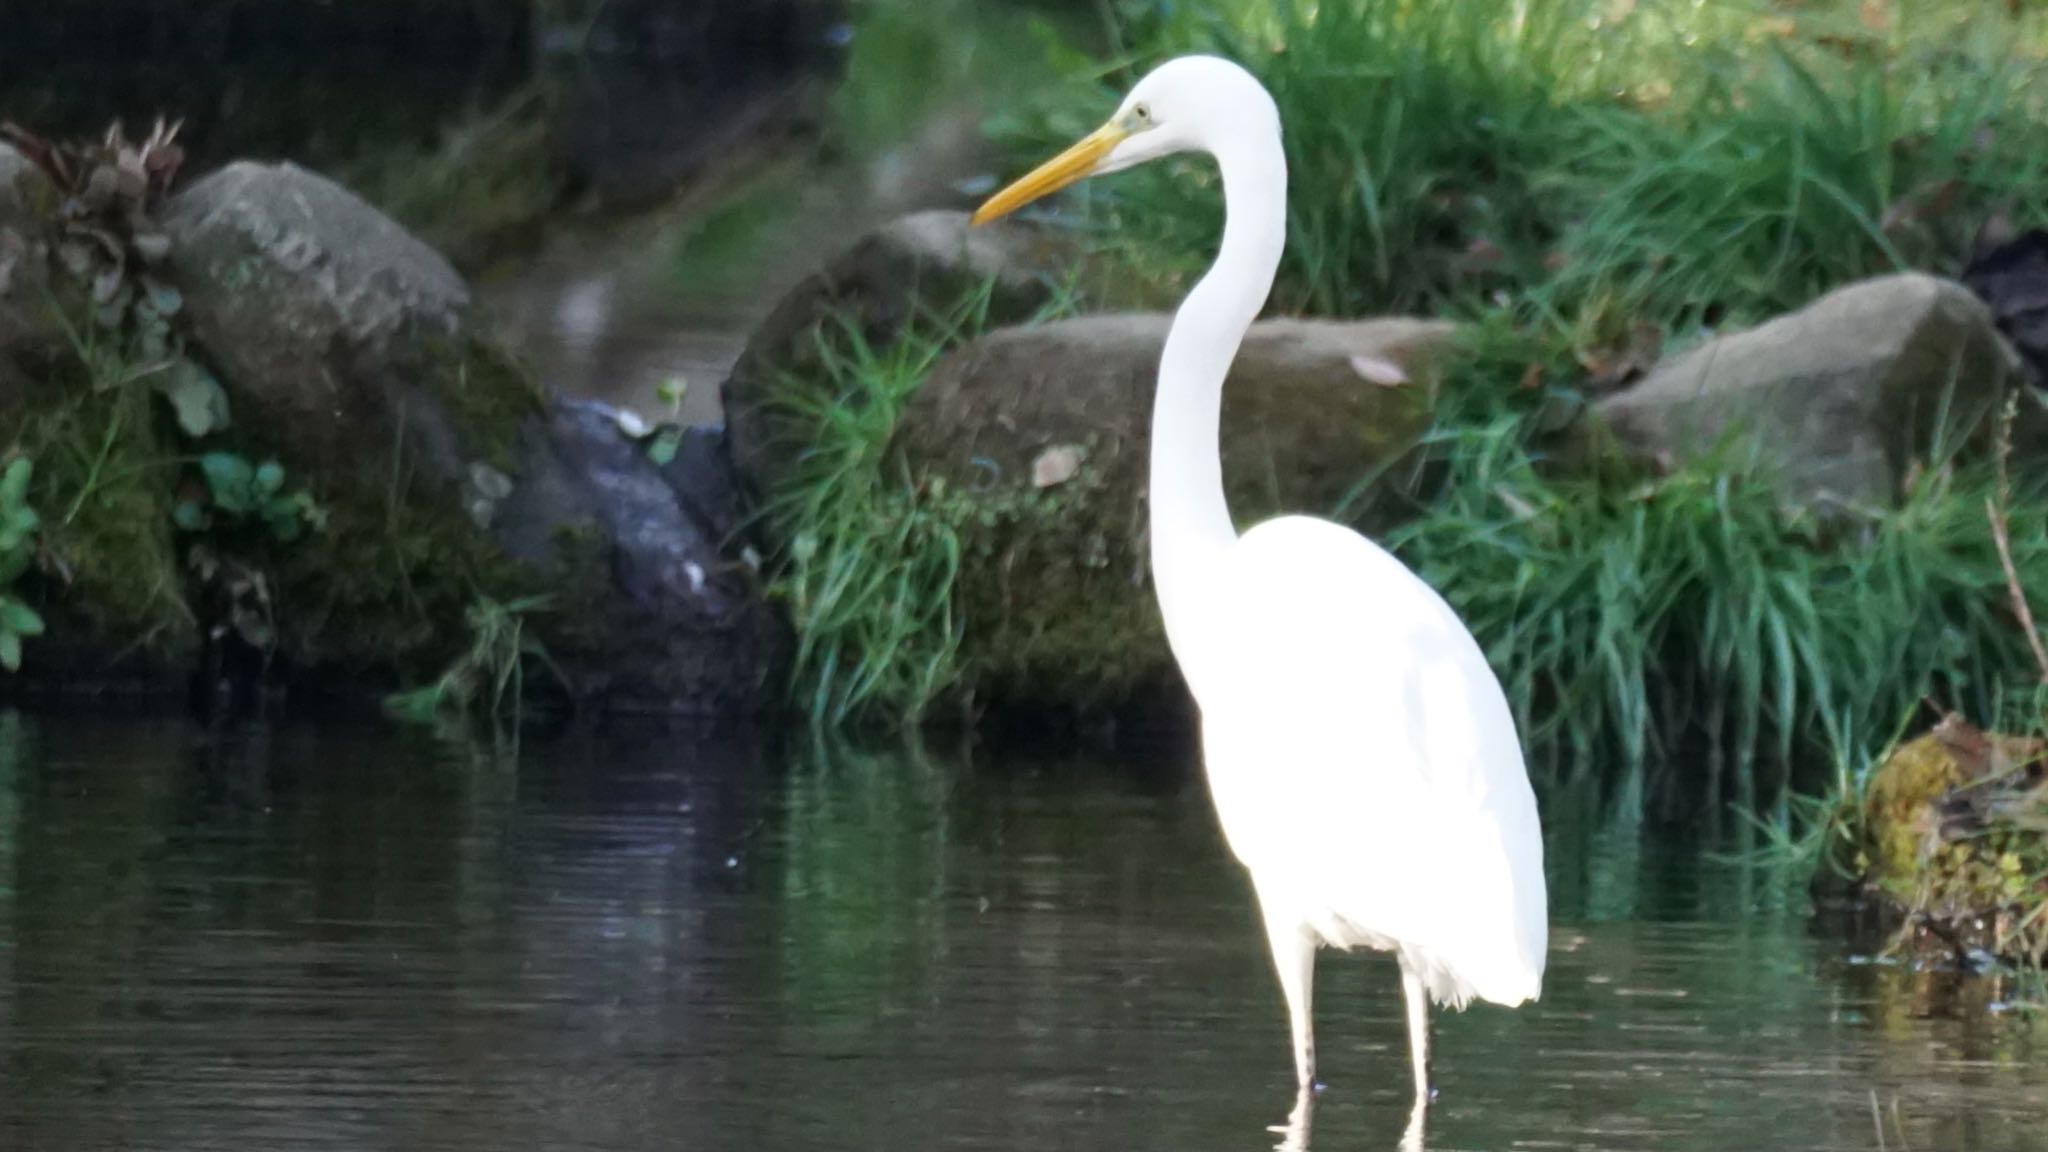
top-left (149, 159), bottom-right (782, 711)
top-left (163, 159), bottom-right (489, 478)
top-left (894, 313), bottom-right (1451, 710)
top-left (722, 210), bottom-right (1082, 503)
top-left (1859, 721), bottom-right (2048, 964)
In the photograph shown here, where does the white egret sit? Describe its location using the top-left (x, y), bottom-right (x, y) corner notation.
top-left (971, 55), bottom-right (1548, 1135)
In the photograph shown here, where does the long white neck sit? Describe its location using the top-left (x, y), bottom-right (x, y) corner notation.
top-left (1149, 124), bottom-right (1287, 676)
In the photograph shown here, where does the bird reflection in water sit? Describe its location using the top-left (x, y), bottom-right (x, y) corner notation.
top-left (1267, 1090), bottom-right (1428, 1151)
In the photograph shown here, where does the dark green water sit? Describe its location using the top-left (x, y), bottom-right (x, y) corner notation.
top-left (0, 709), bottom-right (2041, 1151)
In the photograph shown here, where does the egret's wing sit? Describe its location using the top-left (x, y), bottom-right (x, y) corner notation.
top-left (1196, 515), bottom-right (1547, 1003)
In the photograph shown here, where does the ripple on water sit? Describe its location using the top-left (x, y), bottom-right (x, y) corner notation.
top-left (0, 712), bottom-right (2040, 1151)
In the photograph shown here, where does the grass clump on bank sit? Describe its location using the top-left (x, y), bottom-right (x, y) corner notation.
top-left (761, 295), bottom-right (986, 728)
top-left (749, 0), bottom-right (2048, 796)
top-left (761, 276), bottom-right (1100, 728)
top-left (963, 0), bottom-right (2048, 779)
top-left (1000, 0), bottom-right (2048, 333)
top-left (1388, 374), bottom-right (2048, 805)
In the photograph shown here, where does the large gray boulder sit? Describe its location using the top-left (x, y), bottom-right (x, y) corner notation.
top-left (893, 313), bottom-right (1453, 706)
top-left (163, 161), bottom-right (478, 476)
top-left (1593, 274), bottom-right (2025, 509)
top-left (721, 210), bottom-right (1079, 502)
top-left (158, 160), bottom-right (780, 713)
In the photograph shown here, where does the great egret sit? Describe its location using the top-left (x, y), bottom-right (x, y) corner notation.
top-left (972, 54), bottom-right (1548, 1136)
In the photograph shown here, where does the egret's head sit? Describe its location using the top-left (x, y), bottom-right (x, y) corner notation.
top-left (971, 55), bottom-right (1277, 226)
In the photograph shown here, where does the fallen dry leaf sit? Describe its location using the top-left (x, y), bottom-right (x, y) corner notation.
top-left (1348, 353), bottom-right (1409, 387)
top-left (1032, 444), bottom-right (1084, 489)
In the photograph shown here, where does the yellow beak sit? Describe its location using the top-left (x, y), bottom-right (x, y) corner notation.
top-left (971, 122), bottom-right (1129, 226)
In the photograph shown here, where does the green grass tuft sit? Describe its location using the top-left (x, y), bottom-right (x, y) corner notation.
top-left (760, 291), bottom-right (994, 727)
top-left (998, 0), bottom-right (2048, 334)
top-left (1388, 367), bottom-right (2048, 818)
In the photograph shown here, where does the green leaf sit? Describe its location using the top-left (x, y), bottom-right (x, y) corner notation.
top-left (144, 279), bottom-right (183, 317)
top-left (0, 458), bottom-right (31, 509)
top-left (646, 426), bottom-right (682, 467)
top-left (265, 510), bottom-right (304, 543)
top-left (0, 598), bottom-right (42, 637)
top-left (0, 630), bottom-right (20, 671)
top-left (201, 453), bottom-right (256, 514)
top-left (160, 362), bottom-right (232, 438)
top-left (254, 460), bottom-right (286, 496)
top-left (171, 500), bottom-right (211, 532)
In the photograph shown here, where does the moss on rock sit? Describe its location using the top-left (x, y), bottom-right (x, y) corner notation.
top-left (934, 469), bottom-right (1168, 709)
top-left (1855, 719), bottom-right (2048, 967)
top-left (8, 364), bottom-right (194, 679)
top-left (893, 314), bottom-right (1449, 713)
top-left (418, 334), bottom-right (549, 473)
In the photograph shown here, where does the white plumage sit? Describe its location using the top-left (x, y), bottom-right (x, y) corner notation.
top-left (973, 54), bottom-right (1548, 1140)
top-left (1204, 515), bottom-right (1546, 1003)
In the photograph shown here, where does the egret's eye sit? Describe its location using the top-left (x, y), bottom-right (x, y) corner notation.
top-left (1131, 103), bottom-right (1152, 126)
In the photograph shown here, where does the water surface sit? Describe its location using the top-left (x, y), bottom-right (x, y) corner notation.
top-left (0, 711), bottom-right (2041, 1151)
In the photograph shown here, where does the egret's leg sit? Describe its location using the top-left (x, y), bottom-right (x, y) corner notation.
top-left (1399, 1097), bottom-right (1426, 1152)
top-left (1400, 962), bottom-right (1431, 1111)
top-left (1270, 1083), bottom-right (1314, 1152)
top-left (1261, 902), bottom-right (1318, 1092)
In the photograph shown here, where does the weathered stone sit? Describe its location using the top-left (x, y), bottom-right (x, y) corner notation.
top-left (892, 313), bottom-right (1453, 706)
top-left (494, 401), bottom-right (785, 714)
top-left (656, 424), bottom-right (747, 547)
top-left (163, 160), bottom-right (479, 475)
top-left (150, 160), bottom-right (781, 713)
top-left (1593, 274), bottom-right (2025, 509)
top-left (722, 210), bottom-right (1078, 501)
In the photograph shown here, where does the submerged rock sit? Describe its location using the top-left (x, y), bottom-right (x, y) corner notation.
top-left (722, 210), bottom-right (1077, 501)
top-left (1593, 274), bottom-right (2024, 510)
top-left (893, 313), bottom-right (1453, 708)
